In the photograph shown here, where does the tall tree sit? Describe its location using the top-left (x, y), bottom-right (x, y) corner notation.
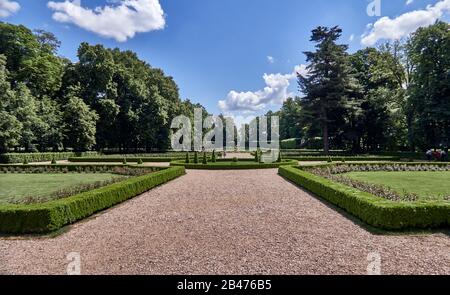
top-left (62, 86), bottom-right (99, 152)
top-left (298, 26), bottom-right (357, 154)
top-left (408, 21), bottom-right (450, 151)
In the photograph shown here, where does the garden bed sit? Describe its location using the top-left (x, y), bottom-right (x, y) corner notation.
top-left (171, 159), bottom-right (298, 170)
top-left (0, 165), bottom-right (185, 234)
top-left (279, 163), bottom-right (450, 230)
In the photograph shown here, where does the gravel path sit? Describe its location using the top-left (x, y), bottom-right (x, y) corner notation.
top-left (0, 169), bottom-right (449, 275)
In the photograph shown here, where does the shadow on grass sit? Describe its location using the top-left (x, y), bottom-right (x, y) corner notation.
top-left (279, 174), bottom-right (450, 237)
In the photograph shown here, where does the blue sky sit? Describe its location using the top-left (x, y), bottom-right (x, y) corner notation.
top-left (1, 0), bottom-right (450, 122)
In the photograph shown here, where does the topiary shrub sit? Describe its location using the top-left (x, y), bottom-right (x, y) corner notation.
top-left (255, 151), bottom-right (259, 162)
top-left (22, 157), bottom-right (29, 165)
top-left (185, 152), bottom-right (190, 164)
top-left (327, 156), bottom-right (333, 163)
top-left (137, 158), bottom-right (144, 165)
top-left (277, 151), bottom-right (282, 163)
top-left (233, 157), bottom-right (238, 163)
top-left (202, 152), bottom-right (208, 164)
top-left (122, 158), bottom-right (127, 165)
top-left (212, 150), bottom-right (217, 162)
top-left (51, 158), bottom-right (57, 165)
top-left (194, 152), bottom-right (199, 164)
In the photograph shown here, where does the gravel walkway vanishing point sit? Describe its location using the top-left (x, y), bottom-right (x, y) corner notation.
top-left (0, 169), bottom-right (449, 275)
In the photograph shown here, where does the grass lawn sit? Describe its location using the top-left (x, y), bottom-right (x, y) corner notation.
top-left (345, 171), bottom-right (450, 201)
top-left (0, 173), bottom-right (119, 204)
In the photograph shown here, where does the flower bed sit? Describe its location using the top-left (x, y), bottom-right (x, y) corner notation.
top-left (279, 163), bottom-right (450, 230)
top-left (0, 165), bottom-right (185, 234)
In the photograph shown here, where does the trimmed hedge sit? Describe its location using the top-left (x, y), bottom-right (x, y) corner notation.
top-left (68, 156), bottom-right (183, 163)
top-left (0, 166), bottom-right (185, 234)
top-left (290, 156), bottom-right (401, 162)
top-left (0, 152), bottom-right (99, 164)
top-left (171, 159), bottom-right (298, 170)
top-left (279, 165), bottom-right (450, 230)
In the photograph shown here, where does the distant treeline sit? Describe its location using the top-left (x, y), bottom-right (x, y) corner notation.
top-left (274, 22), bottom-right (450, 153)
top-left (0, 22), bottom-right (207, 153)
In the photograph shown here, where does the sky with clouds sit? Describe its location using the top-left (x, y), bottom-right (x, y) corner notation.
top-left (1, 0), bottom-right (450, 123)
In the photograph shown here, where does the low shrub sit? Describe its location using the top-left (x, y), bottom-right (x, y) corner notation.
top-left (212, 150), bottom-right (216, 163)
top-left (202, 152), bottom-right (208, 164)
top-left (194, 152), bottom-right (199, 164)
top-left (171, 159), bottom-right (298, 170)
top-left (185, 153), bottom-right (190, 164)
top-left (279, 165), bottom-right (450, 230)
top-left (0, 166), bottom-right (185, 234)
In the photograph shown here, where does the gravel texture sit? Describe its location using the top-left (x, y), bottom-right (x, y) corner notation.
top-left (0, 169), bottom-right (449, 275)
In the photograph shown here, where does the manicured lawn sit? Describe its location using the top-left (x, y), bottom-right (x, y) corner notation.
top-left (0, 173), bottom-right (119, 204)
top-left (345, 171), bottom-right (450, 201)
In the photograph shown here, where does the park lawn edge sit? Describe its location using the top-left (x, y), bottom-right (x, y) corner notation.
top-left (0, 166), bottom-right (185, 234)
top-left (278, 165), bottom-right (450, 230)
top-left (170, 159), bottom-right (298, 170)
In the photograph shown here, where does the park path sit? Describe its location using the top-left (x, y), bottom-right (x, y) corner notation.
top-left (0, 169), bottom-right (449, 275)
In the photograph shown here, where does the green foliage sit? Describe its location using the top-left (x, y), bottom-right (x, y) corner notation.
top-left (281, 138), bottom-right (298, 150)
top-left (0, 166), bottom-right (185, 234)
top-left (62, 86), bottom-right (99, 152)
top-left (22, 157), bottom-right (29, 165)
top-left (279, 165), bottom-right (450, 230)
top-left (137, 158), bottom-right (143, 165)
top-left (327, 156), bottom-right (333, 163)
top-left (233, 157), bottom-right (238, 163)
top-left (212, 150), bottom-right (216, 162)
top-left (122, 158), bottom-right (127, 165)
top-left (277, 151), bottom-right (282, 163)
top-left (51, 158), bottom-right (57, 165)
top-left (194, 152), bottom-right (199, 164)
top-left (202, 152), bottom-right (208, 164)
top-left (68, 156), bottom-right (183, 163)
top-left (185, 153), bottom-right (190, 164)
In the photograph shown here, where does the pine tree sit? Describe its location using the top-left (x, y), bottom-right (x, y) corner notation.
top-left (298, 26), bottom-right (357, 154)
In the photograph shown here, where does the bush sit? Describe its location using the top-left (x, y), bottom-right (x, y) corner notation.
top-left (0, 152), bottom-right (99, 164)
top-left (51, 158), bottom-right (57, 165)
top-left (0, 166), bottom-right (185, 234)
top-left (194, 152), bottom-right (199, 164)
top-left (212, 150), bottom-right (216, 162)
top-left (281, 139), bottom-right (298, 149)
top-left (233, 157), bottom-right (238, 162)
top-left (278, 165), bottom-right (450, 230)
top-left (23, 157), bottom-right (29, 165)
top-left (68, 157), bottom-right (180, 163)
top-left (122, 158), bottom-right (127, 165)
top-left (202, 152), bottom-right (208, 164)
top-left (277, 151), bottom-right (282, 163)
top-left (185, 153), bottom-right (190, 164)
top-left (137, 158), bottom-right (143, 165)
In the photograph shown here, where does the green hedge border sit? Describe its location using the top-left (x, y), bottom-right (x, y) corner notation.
top-left (279, 165), bottom-right (450, 230)
top-left (171, 159), bottom-right (298, 170)
top-left (68, 157), bottom-right (184, 163)
top-left (0, 152), bottom-right (99, 164)
top-left (290, 156), bottom-right (401, 162)
top-left (0, 166), bottom-right (185, 234)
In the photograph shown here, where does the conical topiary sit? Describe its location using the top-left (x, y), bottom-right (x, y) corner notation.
top-left (138, 158), bottom-right (143, 165)
top-left (51, 157), bottom-right (57, 165)
top-left (185, 152), bottom-right (190, 163)
top-left (202, 152), bottom-right (208, 164)
top-left (194, 152), bottom-right (199, 164)
top-left (277, 151), bottom-right (282, 163)
top-left (255, 150), bottom-right (259, 162)
top-left (23, 157), bottom-right (29, 165)
top-left (212, 150), bottom-right (216, 162)
top-left (123, 158), bottom-right (127, 165)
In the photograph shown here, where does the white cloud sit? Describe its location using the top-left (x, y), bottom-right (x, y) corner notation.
top-left (267, 56), bottom-right (275, 64)
top-left (0, 0), bottom-right (20, 18)
top-left (47, 0), bottom-right (165, 42)
top-left (349, 34), bottom-right (355, 42)
top-left (406, 0), bottom-right (414, 5)
top-left (218, 65), bottom-right (308, 112)
top-left (361, 0), bottom-right (450, 46)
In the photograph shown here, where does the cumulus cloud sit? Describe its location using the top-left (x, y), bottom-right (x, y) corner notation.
top-left (267, 56), bottom-right (275, 64)
top-left (361, 0), bottom-right (450, 46)
top-left (406, 0), bottom-right (414, 5)
top-left (0, 0), bottom-right (20, 18)
top-left (47, 0), bottom-right (165, 42)
top-left (218, 65), bottom-right (308, 112)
